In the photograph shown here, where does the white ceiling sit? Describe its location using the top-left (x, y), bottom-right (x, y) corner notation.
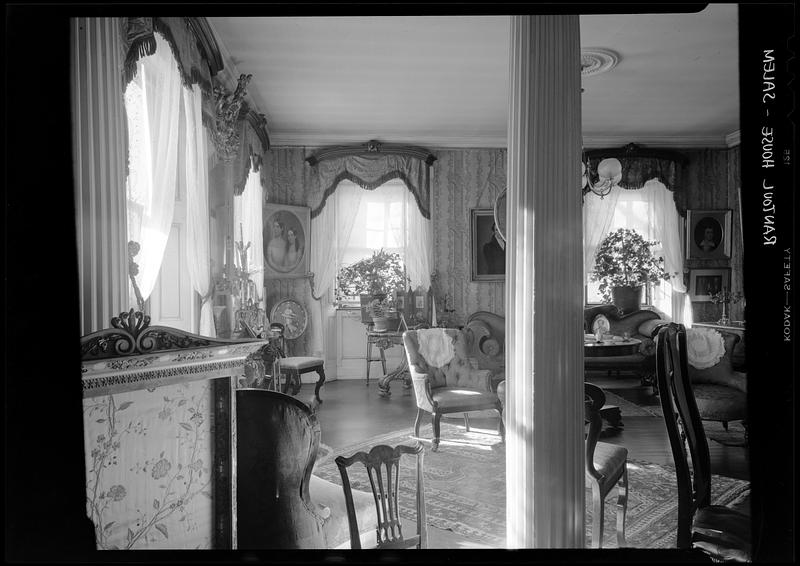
top-left (209, 6), bottom-right (739, 149)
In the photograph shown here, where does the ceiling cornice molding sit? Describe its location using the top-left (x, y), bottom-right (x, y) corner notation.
top-left (725, 130), bottom-right (741, 147)
top-left (271, 132), bottom-right (735, 150)
top-left (270, 132), bottom-right (509, 149)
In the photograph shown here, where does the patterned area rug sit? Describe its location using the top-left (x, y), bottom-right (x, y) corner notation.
top-left (314, 422), bottom-right (750, 549)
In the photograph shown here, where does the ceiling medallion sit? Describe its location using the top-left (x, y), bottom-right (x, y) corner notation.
top-left (581, 48), bottom-right (621, 77)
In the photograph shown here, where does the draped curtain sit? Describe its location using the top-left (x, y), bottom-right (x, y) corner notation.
top-left (233, 160), bottom-right (265, 308)
top-left (184, 84), bottom-right (215, 336)
top-left (125, 32), bottom-right (182, 303)
top-left (583, 180), bottom-right (689, 322)
top-left (310, 154), bottom-right (431, 219)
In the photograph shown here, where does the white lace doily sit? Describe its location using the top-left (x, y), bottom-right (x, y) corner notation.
top-left (417, 328), bottom-right (455, 368)
top-left (686, 327), bottom-right (725, 369)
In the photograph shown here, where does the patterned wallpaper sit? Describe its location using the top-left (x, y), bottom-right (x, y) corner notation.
top-left (682, 146), bottom-right (743, 322)
top-left (260, 147), bottom-right (508, 354)
top-left (257, 145), bottom-right (741, 351)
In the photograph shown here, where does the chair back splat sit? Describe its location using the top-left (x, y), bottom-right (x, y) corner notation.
top-left (655, 323), bottom-right (751, 561)
top-left (335, 443), bottom-right (426, 550)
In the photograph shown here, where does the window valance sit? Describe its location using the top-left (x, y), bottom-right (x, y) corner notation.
top-left (306, 141), bottom-right (437, 219)
top-left (584, 143), bottom-right (688, 214)
top-left (584, 143), bottom-right (687, 193)
top-left (123, 17), bottom-right (222, 93)
top-left (233, 112), bottom-right (269, 196)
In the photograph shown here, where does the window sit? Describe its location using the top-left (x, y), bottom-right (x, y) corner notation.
top-left (585, 188), bottom-right (674, 316)
top-left (334, 179), bottom-right (411, 303)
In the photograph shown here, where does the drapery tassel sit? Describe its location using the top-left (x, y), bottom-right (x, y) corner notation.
top-left (123, 33), bottom-right (157, 84)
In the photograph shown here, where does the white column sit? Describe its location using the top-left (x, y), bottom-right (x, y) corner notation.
top-left (72, 17), bottom-right (130, 334)
top-left (505, 16), bottom-right (585, 548)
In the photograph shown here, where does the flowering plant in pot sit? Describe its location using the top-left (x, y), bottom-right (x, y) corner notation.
top-left (336, 249), bottom-right (409, 330)
top-left (591, 228), bottom-right (670, 312)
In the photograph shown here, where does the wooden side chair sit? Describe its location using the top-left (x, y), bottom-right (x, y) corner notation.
top-left (335, 443), bottom-right (427, 549)
top-left (269, 319), bottom-right (326, 404)
top-left (584, 382), bottom-right (629, 548)
top-left (655, 323), bottom-right (751, 561)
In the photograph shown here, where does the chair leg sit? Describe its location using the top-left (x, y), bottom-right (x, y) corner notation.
top-left (463, 413), bottom-right (471, 432)
top-left (431, 412), bottom-right (441, 452)
top-left (414, 408), bottom-right (424, 438)
top-left (616, 465), bottom-right (628, 548)
top-left (314, 367), bottom-right (326, 404)
top-left (496, 402), bottom-right (505, 442)
top-left (722, 421), bottom-right (729, 431)
top-left (591, 486), bottom-right (604, 549)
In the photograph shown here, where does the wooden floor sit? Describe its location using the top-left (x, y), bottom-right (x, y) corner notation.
top-left (314, 376), bottom-right (750, 481)
top-left (309, 375), bottom-right (750, 549)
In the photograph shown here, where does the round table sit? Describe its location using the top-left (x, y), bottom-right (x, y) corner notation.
top-left (584, 336), bottom-right (642, 358)
top-left (584, 336), bottom-right (642, 432)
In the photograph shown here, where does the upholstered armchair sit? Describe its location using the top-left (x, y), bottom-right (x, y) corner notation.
top-left (403, 328), bottom-right (504, 451)
top-left (686, 327), bottom-right (747, 435)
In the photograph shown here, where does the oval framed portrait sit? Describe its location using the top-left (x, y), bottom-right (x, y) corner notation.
top-left (686, 209), bottom-right (732, 259)
top-left (263, 204), bottom-right (310, 279)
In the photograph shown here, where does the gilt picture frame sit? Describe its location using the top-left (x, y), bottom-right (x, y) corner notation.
top-left (471, 209), bottom-right (506, 281)
top-left (686, 209), bottom-right (732, 260)
top-left (263, 204), bottom-right (310, 279)
top-left (689, 268), bottom-right (731, 302)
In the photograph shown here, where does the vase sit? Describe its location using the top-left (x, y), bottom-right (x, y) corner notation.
top-left (372, 316), bottom-right (389, 332)
top-left (611, 286), bottom-right (642, 315)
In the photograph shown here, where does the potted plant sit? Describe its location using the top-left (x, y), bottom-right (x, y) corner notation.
top-left (591, 228), bottom-right (670, 313)
top-left (336, 249), bottom-right (409, 330)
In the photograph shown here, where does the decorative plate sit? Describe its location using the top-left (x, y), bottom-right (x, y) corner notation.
top-left (270, 299), bottom-right (308, 340)
top-left (686, 327), bottom-right (725, 369)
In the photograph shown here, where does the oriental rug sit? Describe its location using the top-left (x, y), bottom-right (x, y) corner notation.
top-left (314, 422), bottom-right (750, 549)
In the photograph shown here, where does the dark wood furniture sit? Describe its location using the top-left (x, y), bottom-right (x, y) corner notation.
top-left (585, 383), bottom-right (629, 548)
top-left (235, 389), bottom-right (328, 549)
top-left (366, 328), bottom-right (410, 396)
top-left (335, 443), bottom-right (427, 549)
top-left (270, 322), bottom-right (326, 403)
top-left (655, 323), bottom-right (751, 561)
top-left (584, 305), bottom-right (668, 389)
top-left (403, 328), bottom-right (504, 452)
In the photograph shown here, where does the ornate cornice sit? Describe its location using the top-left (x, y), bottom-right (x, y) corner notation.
top-left (306, 140), bottom-right (437, 167)
top-left (239, 105), bottom-right (270, 151)
top-left (185, 17), bottom-right (224, 77)
top-left (81, 310), bottom-right (268, 398)
top-left (584, 142), bottom-right (688, 165)
top-left (210, 73), bottom-right (252, 162)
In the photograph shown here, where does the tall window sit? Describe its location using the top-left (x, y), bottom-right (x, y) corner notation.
top-left (334, 179), bottom-right (411, 302)
top-left (585, 188), bottom-right (675, 317)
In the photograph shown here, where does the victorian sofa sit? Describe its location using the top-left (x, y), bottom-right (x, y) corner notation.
top-left (584, 304), bottom-right (670, 389)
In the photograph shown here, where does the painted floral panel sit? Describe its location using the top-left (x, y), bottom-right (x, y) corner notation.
top-left (83, 380), bottom-right (213, 549)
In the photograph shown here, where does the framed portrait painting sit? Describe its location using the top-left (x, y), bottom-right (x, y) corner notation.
top-left (263, 204), bottom-right (311, 279)
top-left (686, 209), bottom-right (732, 259)
top-left (688, 268), bottom-right (731, 302)
top-left (471, 209), bottom-right (505, 281)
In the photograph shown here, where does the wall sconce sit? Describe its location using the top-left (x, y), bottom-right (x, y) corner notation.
top-left (582, 157), bottom-right (622, 199)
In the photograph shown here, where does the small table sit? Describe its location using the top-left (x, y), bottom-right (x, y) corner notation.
top-left (366, 330), bottom-right (411, 397)
top-left (585, 336), bottom-right (642, 431)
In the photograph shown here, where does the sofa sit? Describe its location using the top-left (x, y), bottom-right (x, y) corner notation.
top-left (584, 304), bottom-right (670, 389)
top-left (686, 327), bottom-right (748, 435)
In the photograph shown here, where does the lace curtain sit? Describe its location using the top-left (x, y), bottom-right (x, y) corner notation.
top-left (233, 161), bottom-right (265, 309)
top-left (584, 180), bottom-right (689, 322)
top-left (184, 84), bottom-right (214, 337)
top-left (125, 32), bottom-right (182, 303)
